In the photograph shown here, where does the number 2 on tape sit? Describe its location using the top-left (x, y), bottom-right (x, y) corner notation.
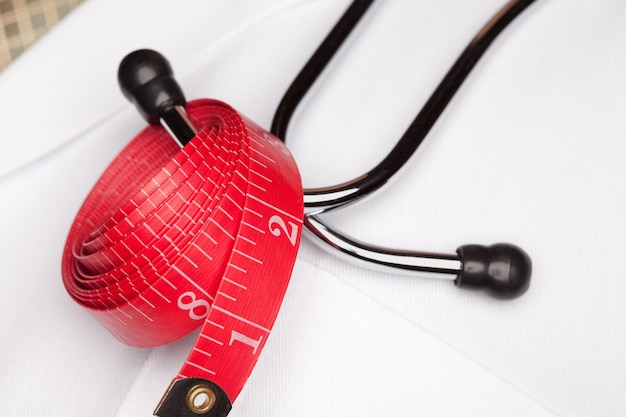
top-left (269, 215), bottom-right (299, 246)
top-left (62, 99), bottom-right (304, 417)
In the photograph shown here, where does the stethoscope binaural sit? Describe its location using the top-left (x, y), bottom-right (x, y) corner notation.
top-left (119, 0), bottom-right (537, 299)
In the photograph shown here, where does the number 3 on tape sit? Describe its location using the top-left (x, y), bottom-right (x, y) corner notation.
top-left (62, 99), bottom-right (304, 416)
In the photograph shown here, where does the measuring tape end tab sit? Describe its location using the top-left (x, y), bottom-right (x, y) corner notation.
top-left (455, 244), bottom-right (531, 299)
top-left (155, 378), bottom-right (232, 417)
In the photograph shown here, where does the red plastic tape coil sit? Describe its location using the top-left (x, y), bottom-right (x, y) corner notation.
top-left (62, 99), bottom-right (304, 416)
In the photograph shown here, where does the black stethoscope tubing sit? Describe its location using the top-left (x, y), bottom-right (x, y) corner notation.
top-left (270, 0), bottom-right (537, 298)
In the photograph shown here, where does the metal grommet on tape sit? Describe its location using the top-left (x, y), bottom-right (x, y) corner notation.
top-left (187, 384), bottom-right (217, 414)
top-left (155, 378), bottom-right (232, 417)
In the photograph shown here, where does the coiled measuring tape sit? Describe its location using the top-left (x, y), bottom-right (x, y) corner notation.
top-left (62, 99), bottom-right (303, 416)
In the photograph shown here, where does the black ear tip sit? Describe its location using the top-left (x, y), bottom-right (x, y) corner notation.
top-left (117, 49), bottom-right (186, 125)
top-left (117, 49), bottom-right (171, 96)
top-left (455, 243), bottom-right (531, 299)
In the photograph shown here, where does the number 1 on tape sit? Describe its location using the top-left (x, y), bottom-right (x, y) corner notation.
top-left (62, 99), bottom-right (304, 416)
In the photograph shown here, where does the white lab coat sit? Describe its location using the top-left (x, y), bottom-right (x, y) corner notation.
top-left (1, 0), bottom-right (624, 415)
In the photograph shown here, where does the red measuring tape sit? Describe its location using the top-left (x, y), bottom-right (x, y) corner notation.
top-left (62, 99), bottom-right (303, 416)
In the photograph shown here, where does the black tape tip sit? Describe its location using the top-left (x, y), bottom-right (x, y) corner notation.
top-left (455, 243), bottom-right (531, 299)
top-left (154, 378), bottom-right (232, 417)
top-left (118, 49), bottom-right (187, 125)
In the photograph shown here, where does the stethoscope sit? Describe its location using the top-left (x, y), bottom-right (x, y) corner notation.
top-left (119, 0), bottom-right (536, 299)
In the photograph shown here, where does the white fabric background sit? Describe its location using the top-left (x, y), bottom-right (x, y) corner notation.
top-left (0, 0), bottom-right (624, 416)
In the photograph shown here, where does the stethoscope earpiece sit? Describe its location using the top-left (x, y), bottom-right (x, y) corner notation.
top-left (118, 49), bottom-right (197, 146)
top-left (456, 244), bottom-right (531, 299)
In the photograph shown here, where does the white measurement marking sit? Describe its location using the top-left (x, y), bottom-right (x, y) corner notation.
top-left (150, 286), bottom-right (171, 303)
top-left (157, 187), bottom-right (168, 199)
top-left (207, 319), bottom-right (225, 330)
top-left (186, 181), bottom-right (199, 194)
top-left (124, 217), bottom-right (135, 228)
top-left (250, 147), bottom-right (276, 164)
top-left (248, 194), bottom-right (301, 223)
top-left (121, 294), bottom-right (153, 322)
top-left (225, 194), bottom-right (243, 211)
top-left (139, 252), bottom-right (152, 266)
top-left (109, 310), bottom-right (127, 326)
top-left (200, 333), bottom-right (224, 346)
top-left (175, 191), bottom-right (186, 202)
top-left (217, 291), bottom-right (236, 302)
top-left (191, 242), bottom-right (213, 261)
top-left (233, 249), bottom-right (263, 265)
top-left (247, 134), bottom-right (265, 148)
top-left (218, 206), bottom-right (234, 221)
top-left (171, 265), bottom-right (214, 300)
top-left (139, 293), bottom-right (155, 309)
top-left (213, 306), bottom-right (270, 333)
top-left (200, 230), bottom-right (218, 245)
top-left (163, 235), bottom-right (180, 252)
top-left (143, 222), bottom-right (157, 237)
top-left (154, 212), bottom-right (167, 226)
top-left (173, 223), bottom-right (186, 235)
top-left (96, 252), bottom-right (112, 269)
top-left (203, 174), bottom-right (219, 189)
top-left (120, 240), bottom-right (134, 257)
top-left (164, 202), bottom-right (177, 215)
top-left (162, 167), bottom-right (172, 176)
top-left (250, 168), bottom-right (272, 184)
top-left (224, 277), bottom-right (247, 290)
top-left (209, 218), bottom-right (235, 240)
top-left (249, 180), bottom-right (267, 193)
top-left (244, 207), bottom-right (262, 218)
top-left (249, 156), bottom-right (267, 169)
top-left (227, 263), bottom-right (247, 274)
top-left (143, 194), bottom-right (157, 209)
top-left (131, 231), bottom-right (147, 246)
top-left (167, 176), bottom-right (180, 188)
top-left (240, 235), bottom-right (256, 246)
top-left (158, 270), bottom-right (177, 286)
top-left (196, 190), bottom-right (210, 205)
top-left (230, 181), bottom-right (246, 197)
top-left (192, 200), bottom-right (204, 212)
top-left (192, 347), bottom-right (212, 358)
top-left (117, 306), bottom-right (133, 320)
top-left (236, 171), bottom-right (266, 193)
top-left (185, 361), bottom-right (216, 375)
top-left (207, 162), bottom-right (225, 179)
top-left (241, 221), bottom-right (265, 234)
top-left (181, 212), bottom-right (194, 225)
top-left (182, 254), bottom-right (198, 268)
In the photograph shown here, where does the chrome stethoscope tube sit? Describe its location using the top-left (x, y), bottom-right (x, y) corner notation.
top-left (118, 0), bottom-right (536, 299)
